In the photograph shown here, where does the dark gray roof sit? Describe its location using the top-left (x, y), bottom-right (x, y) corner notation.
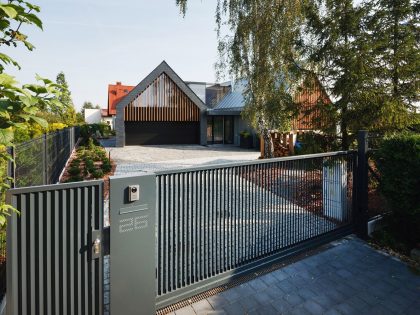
top-left (212, 91), bottom-right (244, 111)
top-left (208, 79), bottom-right (247, 114)
top-left (116, 61), bottom-right (208, 112)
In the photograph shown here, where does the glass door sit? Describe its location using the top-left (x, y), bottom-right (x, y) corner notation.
top-left (213, 116), bottom-right (224, 144)
top-left (223, 116), bottom-right (234, 144)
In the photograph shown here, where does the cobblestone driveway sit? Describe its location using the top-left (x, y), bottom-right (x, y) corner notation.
top-left (101, 139), bottom-right (261, 175)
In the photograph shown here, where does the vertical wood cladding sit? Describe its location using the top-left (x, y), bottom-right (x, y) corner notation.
top-left (124, 73), bottom-right (200, 122)
top-left (292, 78), bottom-right (329, 130)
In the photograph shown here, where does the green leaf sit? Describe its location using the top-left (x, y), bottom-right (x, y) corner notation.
top-left (24, 12), bottom-right (43, 29)
top-left (0, 52), bottom-right (21, 69)
top-left (0, 128), bottom-right (14, 145)
top-left (30, 116), bottom-right (48, 128)
top-left (0, 5), bottom-right (18, 18)
top-left (0, 215), bottom-right (5, 226)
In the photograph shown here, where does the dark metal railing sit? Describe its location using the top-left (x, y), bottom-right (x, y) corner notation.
top-left (0, 227), bottom-right (6, 302)
top-left (9, 126), bottom-right (80, 188)
top-left (155, 151), bottom-right (356, 307)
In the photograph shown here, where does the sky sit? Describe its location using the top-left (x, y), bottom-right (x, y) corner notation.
top-left (4, 0), bottom-right (219, 110)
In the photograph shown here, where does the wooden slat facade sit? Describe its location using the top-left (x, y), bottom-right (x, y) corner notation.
top-left (124, 73), bottom-right (200, 122)
top-left (292, 78), bottom-right (329, 130)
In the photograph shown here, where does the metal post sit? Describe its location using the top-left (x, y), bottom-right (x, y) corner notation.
top-left (109, 174), bottom-right (156, 315)
top-left (43, 133), bottom-right (48, 185)
top-left (357, 130), bottom-right (369, 239)
top-left (7, 146), bottom-right (16, 188)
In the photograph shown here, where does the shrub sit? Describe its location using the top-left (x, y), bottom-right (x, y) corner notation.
top-left (375, 133), bottom-right (420, 247)
top-left (85, 159), bottom-right (95, 173)
top-left (295, 132), bottom-right (339, 155)
top-left (102, 158), bottom-right (112, 173)
top-left (66, 175), bottom-right (84, 182)
top-left (68, 166), bottom-right (80, 176)
top-left (91, 169), bottom-right (104, 179)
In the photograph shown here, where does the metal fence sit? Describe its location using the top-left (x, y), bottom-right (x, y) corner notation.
top-left (0, 227), bottom-right (5, 303)
top-left (6, 180), bottom-right (104, 315)
top-left (9, 126), bottom-right (80, 188)
top-left (155, 151), bottom-right (356, 307)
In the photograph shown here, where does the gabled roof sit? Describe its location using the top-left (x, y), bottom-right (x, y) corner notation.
top-left (116, 61), bottom-right (208, 112)
top-left (108, 82), bottom-right (135, 115)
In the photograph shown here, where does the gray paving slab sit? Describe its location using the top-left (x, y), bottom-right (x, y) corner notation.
top-left (159, 236), bottom-right (420, 315)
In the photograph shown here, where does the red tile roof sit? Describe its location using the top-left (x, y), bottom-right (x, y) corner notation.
top-left (108, 82), bottom-right (134, 115)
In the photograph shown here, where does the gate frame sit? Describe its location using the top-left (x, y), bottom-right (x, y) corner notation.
top-left (6, 180), bottom-right (104, 315)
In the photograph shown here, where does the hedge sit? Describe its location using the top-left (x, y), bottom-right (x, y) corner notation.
top-left (375, 133), bottom-right (420, 247)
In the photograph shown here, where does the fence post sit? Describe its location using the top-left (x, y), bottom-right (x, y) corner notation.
top-left (356, 130), bottom-right (369, 239)
top-left (7, 146), bottom-right (16, 188)
top-left (43, 133), bottom-right (48, 185)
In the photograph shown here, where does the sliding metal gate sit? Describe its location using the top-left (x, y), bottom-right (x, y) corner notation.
top-left (6, 180), bottom-right (104, 315)
top-left (154, 151), bottom-right (356, 308)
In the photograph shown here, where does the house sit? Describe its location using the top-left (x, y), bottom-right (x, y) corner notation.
top-left (111, 61), bottom-right (329, 147)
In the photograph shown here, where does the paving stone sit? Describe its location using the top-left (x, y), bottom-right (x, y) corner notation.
top-left (260, 273), bottom-right (279, 286)
top-left (191, 300), bottom-right (213, 313)
top-left (253, 291), bottom-right (272, 305)
top-left (335, 302), bottom-right (359, 315)
top-left (345, 295), bottom-right (370, 312)
top-left (366, 304), bottom-right (395, 315)
top-left (235, 283), bottom-right (255, 297)
top-left (238, 295), bottom-right (260, 311)
top-left (323, 308), bottom-right (342, 315)
top-left (248, 278), bottom-right (269, 292)
top-left (175, 305), bottom-right (196, 315)
top-left (219, 289), bottom-right (241, 303)
top-left (255, 304), bottom-right (279, 315)
top-left (271, 269), bottom-right (289, 282)
top-left (271, 299), bottom-right (291, 314)
top-left (206, 295), bottom-right (229, 310)
top-left (310, 295), bottom-right (336, 310)
top-left (296, 288), bottom-right (318, 300)
top-left (302, 299), bottom-right (325, 315)
top-left (222, 302), bottom-right (244, 315)
top-left (289, 305), bottom-right (313, 315)
top-left (276, 278), bottom-right (298, 293)
top-left (283, 293), bottom-right (304, 307)
top-left (197, 311), bottom-right (226, 315)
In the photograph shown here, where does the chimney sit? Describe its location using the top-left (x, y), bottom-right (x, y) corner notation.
top-left (116, 81), bottom-right (121, 85)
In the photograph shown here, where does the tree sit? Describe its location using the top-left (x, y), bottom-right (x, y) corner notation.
top-left (302, 0), bottom-right (369, 150)
top-left (56, 71), bottom-right (77, 125)
top-left (362, 0), bottom-right (419, 131)
top-left (0, 1), bottom-right (65, 225)
top-left (177, 0), bottom-right (305, 157)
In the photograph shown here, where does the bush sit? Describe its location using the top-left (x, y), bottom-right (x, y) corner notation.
top-left (68, 166), bottom-right (80, 176)
top-left (91, 169), bottom-right (104, 179)
top-left (102, 158), bottom-right (112, 173)
top-left (375, 133), bottom-right (420, 248)
top-left (66, 175), bottom-right (84, 182)
top-left (85, 159), bottom-right (95, 173)
top-left (295, 132), bottom-right (339, 155)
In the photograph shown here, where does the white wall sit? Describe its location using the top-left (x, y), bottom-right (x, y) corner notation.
top-left (84, 108), bottom-right (102, 124)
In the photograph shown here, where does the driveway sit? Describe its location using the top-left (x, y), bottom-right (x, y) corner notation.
top-left (101, 138), bottom-right (261, 175)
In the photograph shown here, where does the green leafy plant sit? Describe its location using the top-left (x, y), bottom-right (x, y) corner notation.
top-left (91, 169), bottom-right (103, 179)
top-left (102, 158), bottom-right (112, 173)
top-left (240, 130), bottom-right (251, 138)
top-left (67, 166), bottom-right (80, 176)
